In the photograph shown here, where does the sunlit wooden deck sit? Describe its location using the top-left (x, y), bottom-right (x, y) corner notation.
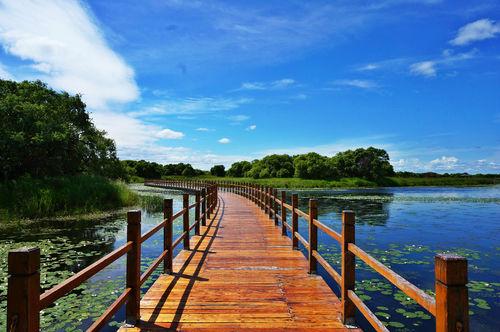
top-left (120, 192), bottom-right (356, 331)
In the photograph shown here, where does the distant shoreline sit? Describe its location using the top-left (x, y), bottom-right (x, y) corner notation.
top-left (151, 176), bottom-right (499, 189)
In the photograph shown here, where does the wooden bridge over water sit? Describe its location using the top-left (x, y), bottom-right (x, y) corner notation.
top-left (6, 180), bottom-right (469, 331)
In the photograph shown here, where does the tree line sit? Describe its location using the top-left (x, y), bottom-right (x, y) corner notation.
top-left (223, 148), bottom-right (395, 180)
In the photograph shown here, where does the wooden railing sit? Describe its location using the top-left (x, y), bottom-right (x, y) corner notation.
top-left (6, 182), bottom-right (218, 332)
top-left (193, 180), bottom-right (468, 332)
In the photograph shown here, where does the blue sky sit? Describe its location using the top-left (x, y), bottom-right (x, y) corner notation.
top-left (0, 0), bottom-right (499, 173)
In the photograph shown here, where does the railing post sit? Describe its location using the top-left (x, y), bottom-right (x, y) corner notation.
top-left (292, 194), bottom-right (298, 250)
top-left (195, 191), bottom-right (201, 235)
top-left (268, 187), bottom-right (274, 219)
top-left (273, 188), bottom-right (279, 226)
top-left (261, 186), bottom-right (265, 210)
top-left (341, 210), bottom-right (356, 324)
top-left (183, 194), bottom-right (190, 250)
top-left (201, 188), bottom-right (207, 226)
top-left (163, 199), bottom-right (173, 274)
top-left (126, 210), bottom-right (141, 324)
top-left (435, 254), bottom-right (469, 332)
top-left (264, 187), bottom-right (269, 215)
top-left (281, 191), bottom-right (287, 236)
top-left (308, 199), bottom-right (318, 274)
top-left (7, 247), bottom-right (40, 332)
top-left (206, 187), bottom-right (211, 220)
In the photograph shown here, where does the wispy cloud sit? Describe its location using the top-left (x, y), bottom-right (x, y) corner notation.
top-left (450, 18), bottom-right (500, 46)
top-left (156, 128), bottom-right (185, 139)
top-left (130, 97), bottom-right (252, 117)
top-left (0, 0), bottom-right (139, 109)
top-left (227, 114), bottom-right (250, 123)
top-left (356, 63), bottom-right (380, 71)
top-left (238, 78), bottom-right (296, 91)
top-left (409, 49), bottom-right (477, 77)
top-left (410, 61), bottom-right (437, 77)
top-left (332, 79), bottom-right (379, 89)
top-left (246, 124), bottom-right (257, 131)
top-left (196, 127), bottom-right (213, 132)
top-left (218, 138), bottom-right (231, 144)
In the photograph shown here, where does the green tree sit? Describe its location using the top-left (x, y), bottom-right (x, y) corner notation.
top-left (227, 161), bottom-right (252, 177)
top-left (293, 152), bottom-right (338, 179)
top-left (210, 165), bottom-right (226, 177)
top-left (332, 147), bottom-right (394, 180)
top-left (246, 155), bottom-right (293, 178)
top-left (0, 79), bottom-right (124, 180)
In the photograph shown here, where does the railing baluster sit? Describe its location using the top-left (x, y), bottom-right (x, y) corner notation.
top-left (163, 199), bottom-right (173, 274)
top-left (308, 199), bottom-right (318, 274)
top-left (341, 210), bottom-right (356, 324)
top-left (183, 194), bottom-right (190, 250)
top-left (292, 194), bottom-right (298, 250)
top-left (126, 210), bottom-right (141, 324)
top-left (274, 188), bottom-right (279, 226)
top-left (7, 247), bottom-right (40, 332)
top-left (281, 191), bottom-right (287, 236)
top-left (195, 191), bottom-right (201, 235)
top-left (201, 188), bottom-right (207, 226)
top-left (435, 254), bottom-right (469, 332)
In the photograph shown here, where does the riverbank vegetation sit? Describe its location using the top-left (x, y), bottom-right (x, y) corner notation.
top-left (0, 175), bottom-right (138, 219)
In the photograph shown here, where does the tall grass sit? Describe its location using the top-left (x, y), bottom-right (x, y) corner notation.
top-left (0, 175), bottom-right (139, 219)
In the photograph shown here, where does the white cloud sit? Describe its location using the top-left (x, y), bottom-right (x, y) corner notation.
top-left (228, 114), bottom-right (250, 122)
top-left (356, 63), bottom-right (379, 71)
top-left (91, 111), bottom-right (160, 149)
top-left (196, 127), bottom-right (212, 132)
top-left (409, 61), bottom-right (437, 77)
top-left (0, 0), bottom-right (139, 109)
top-left (218, 138), bottom-right (231, 144)
top-left (156, 128), bottom-right (185, 139)
top-left (332, 79), bottom-right (379, 89)
top-left (239, 78), bottom-right (296, 90)
top-left (246, 124), bottom-right (257, 131)
top-left (130, 97), bottom-right (252, 117)
top-left (450, 18), bottom-right (500, 46)
top-left (430, 156), bottom-right (459, 170)
top-left (0, 62), bottom-right (13, 79)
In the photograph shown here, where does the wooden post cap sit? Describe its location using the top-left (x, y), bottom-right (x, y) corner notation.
top-left (127, 210), bottom-right (141, 224)
top-left (8, 247), bottom-right (40, 275)
top-left (435, 254), bottom-right (468, 285)
top-left (342, 211), bottom-right (355, 225)
top-left (309, 199), bottom-right (317, 209)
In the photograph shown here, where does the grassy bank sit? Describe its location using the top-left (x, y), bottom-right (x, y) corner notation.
top-left (0, 175), bottom-right (139, 220)
top-left (160, 175), bottom-right (498, 188)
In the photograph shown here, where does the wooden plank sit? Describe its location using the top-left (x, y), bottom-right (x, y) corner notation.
top-left (119, 192), bottom-right (356, 331)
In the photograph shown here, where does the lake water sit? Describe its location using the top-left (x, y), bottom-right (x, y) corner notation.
top-left (0, 185), bottom-right (498, 331)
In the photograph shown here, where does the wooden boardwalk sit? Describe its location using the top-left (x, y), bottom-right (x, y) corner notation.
top-left (120, 192), bottom-right (357, 331)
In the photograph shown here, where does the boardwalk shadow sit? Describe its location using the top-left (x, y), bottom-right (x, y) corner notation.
top-left (142, 196), bottom-right (226, 330)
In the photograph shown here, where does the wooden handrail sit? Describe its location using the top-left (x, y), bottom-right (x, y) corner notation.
top-left (39, 241), bottom-right (133, 309)
top-left (348, 290), bottom-right (389, 332)
top-left (348, 243), bottom-right (437, 315)
top-left (87, 288), bottom-right (132, 331)
top-left (140, 249), bottom-right (169, 286)
top-left (294, 231), bottom-right (309, 250)
top-left (312, 218), bottom-right (341, 243)
top-left (312, 250), bottom-right (342, 286)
